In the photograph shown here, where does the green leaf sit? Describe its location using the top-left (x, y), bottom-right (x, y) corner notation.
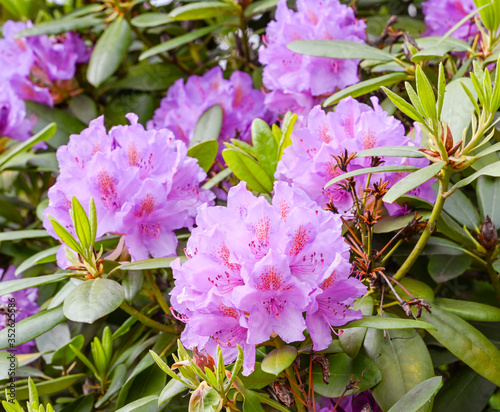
top-left (323, 72), bottom-right (409, 106)
top-left (95, 364), bottom-right (127, 408)
top-left (25, 101), bottom-right (86, 148)
top-left (87, 17), bottom-right (131, 87)
top-left (109, 63), bottom-right (184, 91)
top-left (222, 148), bottom-right (274, 194)
top-left (344, 316), bottom-right (437, 331)
top-left (232, 377), bottom-right (266, 412)
top-left (131, 12), bottom-right (173, 27)
top-left (437, 63), bottom-right (446, 119)
top-left (450, 161), bottom-right (500, 191)
top-left (191, 104), bottom-right (223, 148)
top-left (0, 273), bottom-right (66, 297)
top-left (339, 295), bottom-right (374, 358)
top-left (139, 25), bottom-right (222, 60)
top-left (433, 366), bottom-right (497, 412)
top-left (261, 345), bottom-right (297, 375)
top-left (288, 40), bottom-right (396, 62)
top-left (387, 377), bottom-right (442, 412)
top-left (51, 335), bottom-right (85, 367)
top-left (442, 189), bottom-right (480, 230)
top-left (474, 141), bottom-right (500, 159)
top-left (122, 271), bottom-right (144, 302)
top-left (59, 395), bottom-right (94, 412)
top-left (158, 378), bottom-right (188, 406)
top-left (434, 298), bottom-right (500, 322)
top-left (325, 165), bottom-right (419, 188)
top-left (0, 229), bottom-right (50, 242)
top-left (72, 197), bottom-right (92, 250)
top-left (117, 256), bottom-right (184, 272)
top-left (68, 94), bottom-right (99, 125)
top-left (477, 175), bottom-right (500, 227)
top-left (382, 86), bottom-right (426, 123)
top-left (0, 123), bottom-right (56, 169)
top-left (415, 66), bottom-right (437, 120)
top-left (0, 307), bottom-right (66, 350)
top-left (374, 210), bottom-right (431, 234)
top-left (0, 350), bottom-right (18, 380)
top-left (239, 362), bottom-right (276, 390)
top-left (89, 198), bottom-right (97, 244)
top-left (16, 14), bottom-right (104, 36)
top-left (187, 141), bottom-right (218, 172)
top-left (63, 279), bottom-right (125, 323)
top-left (169, 1), bottom-right (240, 20)
top-left (428, 255), bottom-right (472, 283)
top-left (313, 353), bottom-right (382, 397)
top-left (364, 327), bottom-right (435, 412)
top-left (252, 118), bottom-right (278, 178)
top-left (13, 374), bottom-right (86, 401)
top-left (115, 395), bottom-right (159, 412)
top-left (354, 146), bottom-right (425, 159)
top-left (394, 278), bottom-right (435, 304)
top-left (202, 168), bottom-right (232, 190)
top-left (420, 306), bottom-right (500, 386)
top-left (103, 93), bottom-right (155, 128)
top-left (244, 0), bottom-right (279, 17)
top-left (48, 216), bottom-right (83, 255)
top-left (384, 161), bottom-right (446, 204)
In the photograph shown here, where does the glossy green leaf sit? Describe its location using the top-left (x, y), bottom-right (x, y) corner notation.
top-left (0, 350), bottom-right (17, 380)
top-left (384, 161), bottom-right (446, 204)
top-left (116, 256), bottom-right (184, 272)
top-left (87, 18), bottom-right (131, 87)
top-left (433, 366), bottom-right (497, 412)
top-left (191, 104), bottom-right (223, 148)
top-left (139, 25), bottom-right (221, 60)
top-left (232, 377), bottom-right (266, 412)
top-left (477, 175), bottom-right (500, 227)
top-left (103, 93), bottom-right (155, 128)
top-left (187, 140), bottom-right (218, 172)
top-left (339, 295), bottom-right (374, 358)
top-left (223, 148), bottom-right (274, 194)
top-left (51, 335), bottom-right (85, 367)
top-left (0, 229), bottom-right (50, 242)
top-left (115, 395), bottom-right (159, 412)
top-left (17, 15), bottom-right (104, 37)
top-left (382, 86), bottom-right (426, 123)
top-left (325, 165), bottom-right (419, 188)
top-left (354, 146), bottom-right (424, 159)
top-left (95, 364), bottom-right (127, 408)
top-left (344, 316), bottom-right (437, 331)
top-left (48, 216), bottom-right (82, 255)
top-left (72, 197), bottom-right (92, 249)
top-left (0, 273), bottom-right (66, 297)
top-left (59, 395), bottom-right (94, 412)
top-left (313, 353), bottom-right (382, 397)
top-left (364, 327), bottom-right (435, 412)
top-left (288, 40), bottom-right (396, 62)
top-left (13, 374), bottom-right (86, 401)
top-left (415, 66), bottom-right (437, 120)
top-left (323, 72), bottom-right (409, 106)
top-left (474, 141), bottom-right (500, 159)
top-left (0, 123), bottom-right (56, 169)
top-left (158, 378), bottom-right (188, 406)
top-left (63, 279), bottom-right (125, 323)
top-left (109, 63), bottom-right (184, 91)
top-left (428, 254), bottom-right (472, 283)
top-left (244, 0), bottom-right (279, 17)
top-left (394, 278), bottom-right (435, 304)
top-left (252, 118), bottom-right (278, 178)
top-left (123, 364), bottom-right (166, 407)
top-left (261, 345), bottom-right (297, 375)
top-left (122, 271), bottom-right (144, 302)
top-left (131, 12), bottom-right (173, 27)
top-left (374, 211), bottom-right (431, 234)
top-left (420, 306), bottom-right (500, 386)
top-left (68, 94), bottom-right (99, 125)
top-left (442, 189), bottom-right (480, 229)
top-left (450, 161), bottom-right (500, 192)
top-left (387, 377), bottom-right (442, 412)
top-left (0, 307), bottom-right (66, 350)
top-left (169, 1), bottom-right (240, 20)
top-left (434, 298), bottom-right (500, 322)
top-left (239, 362), bottom-right (276, 390)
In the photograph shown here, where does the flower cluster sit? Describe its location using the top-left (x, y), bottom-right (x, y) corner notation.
top-left (258, 0), bottom-right (366, 116)
top-left (148, 66), bottom-right (274, 162)
top-left (43, 113), bottom-right (214, 262)
top-left (276, 97), bottom-right (435, 216)
top-left (0, 267), bottom-right (39, 353)
top-left (170, 181), bottom-right (366, 374)
top-left (422, 0), bottom-right (477, 40)
top-left (0, 20), bottom-right (89, 143)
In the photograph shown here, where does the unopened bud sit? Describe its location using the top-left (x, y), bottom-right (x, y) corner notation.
top-left (481, 215), bottom-right (498, 248)
top-left (442, 123), bottom-right (453, 152)
top-left (193, 347), bottom-right (215, 372)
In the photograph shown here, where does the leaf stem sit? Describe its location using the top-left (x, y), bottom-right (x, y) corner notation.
top-left (120, 301), bottom-right (176, 334)
top-left (393, 165), bottom-right (452, 281)
top-left (145, 271), bottom-right (171, 316)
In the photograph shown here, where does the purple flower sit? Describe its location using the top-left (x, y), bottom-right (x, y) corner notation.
top-left (258, 0), bottom-right (366, 115)
top-left (170, 181), bottom-right (365, 374)
top-left (275, 98), bottom-right (436, 215)
top-left (317, 391), bottom-right (382, 412)
top-left (422, 0), bottom-right (477, 40)
top-left (0, 267), bottom-right (39, 353)
top-left (44, 113), bottom-right (214, 263)
top-left (0, 81), bottom-right (35, 142)
top-left (148, 66), bottom-right (274, 162)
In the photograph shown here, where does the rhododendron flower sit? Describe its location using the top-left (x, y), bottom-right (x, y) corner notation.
top-left (0, 20), bottom-right (90, 106)
top-left (258, 0), bottom-right (366, 115)
top-left (44, 114), bottom-right (214, 262)
top-left (0, 82), bottom-right (35, 142)
top-left (148, 66), bottom-right (274, 162)
top-left (276, 97), bottom-right (435, 215)
top-left (170, 181), bottom-right (366, 374)
top-left (0, 267), bottom-right (39, 353)
top-left (422, 0), bottom-right (477, 40)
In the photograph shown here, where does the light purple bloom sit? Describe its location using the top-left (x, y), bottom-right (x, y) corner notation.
top-left (258, 0), bottom-right (366, 115)
top-left (148, 66), bottom-right (274, 162)
top-left (0, 81), bottom-right (34, 142)
top-left (44, 113), bottom-right (214, 262)
top-left (423, 0), bottom-right (477, 40)
top-left (276, 98), bottom-right (436, 215)
top-left (170, 181), bottom-right (365, 374)
top-left (0, 267), bottom-right (39, 353)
